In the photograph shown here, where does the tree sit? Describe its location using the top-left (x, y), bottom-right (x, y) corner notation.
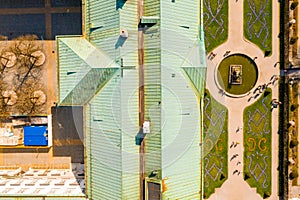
top-left (7, 35), bottom-right (45, 89)
top-left (290, 139), bottom-right (298, 148)
top-left (15, 80), bottom-right (46, 115)
top-left (0, 79), bottom-right (12, 116)
top-left (289, 169), bottom-right (298, 179)
top-left (290, 36), bottom-right (298, 45)
top-left (291, 2), bottom-right (299, 10)
top-left (0, 51), bottom-right (17, 74)
top-left (291, 104), bottom-right (298, 111)
top-left (0, 35), bottom-right (47, 116)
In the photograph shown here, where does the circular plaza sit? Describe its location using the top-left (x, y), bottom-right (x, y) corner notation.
top-left (216, 54), bottom-right (258, 96)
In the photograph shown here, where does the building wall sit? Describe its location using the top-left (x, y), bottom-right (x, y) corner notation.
top-left (52, 106), bottom-right (84, 163)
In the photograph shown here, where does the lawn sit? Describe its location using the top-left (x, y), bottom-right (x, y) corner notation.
top-left (217, 54), bottom-right (258, 95)
top-left (203, 0), bottom-right (228, 53)
top-left (244, 0), bottom-right (272, 55)
top-left (203, 89), bottom-right (228, 199)
top-left (243, 88), bottom-right (272, 198)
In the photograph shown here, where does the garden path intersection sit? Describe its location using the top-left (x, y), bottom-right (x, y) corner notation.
top-left (204, 0), bottom-right (280, 199)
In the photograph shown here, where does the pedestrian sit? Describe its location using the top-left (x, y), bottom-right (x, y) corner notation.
top-left (259, 85), bottom-right (265, 93)
top-left (210, 53), bottom-right (217, 60)
top-left (253, 56), bottom-right (258, 61)
top-left (270, 74), bottom-right (277, 81)
top-left (262, 83), bottom-right (267, 89)
top-left (230, 142), bottom-right (234, 148)
top-left (274, 61), bottom-right (280, 68)
top-left (233, 169), bottom-right (238, 175)
top-left (271, 103), bottom-right (277, 109)
top-left (208, 52), bottom-right (213, 59)
top-left (234, 142), bottom-right (239, 147)
top-left (223, 50), bottom-right (231, 57)
top-left (236, 161), bottom-right (241, 166)
top-left (272, 77), bottom-right (279, 85)
top-left (237, 126), bottom-right (242, 132)
top-left (230, 154), bottom-right (237, 161)
top-left (271, 99), bottom-right (277, 104)
top-left (219, 89), bottom-right (225, 96)
top-left (272, 99), bottom-right (281, 106)
top-left (254, 85), bottom-right (261, 94)
top-left (248, 96), bottom-right (253, 102)
top-left (248, 96), bottom-right (253, 101)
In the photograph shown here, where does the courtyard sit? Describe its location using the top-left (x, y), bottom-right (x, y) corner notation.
top-left (203, 0), bottom-right (279, 199)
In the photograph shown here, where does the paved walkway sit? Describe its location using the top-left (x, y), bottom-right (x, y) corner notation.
top-left (205, 1), bottom-right (280, 199)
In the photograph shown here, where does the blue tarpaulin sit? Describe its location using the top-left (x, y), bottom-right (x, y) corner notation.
top-left (24, 126), bottom-right (48, 146)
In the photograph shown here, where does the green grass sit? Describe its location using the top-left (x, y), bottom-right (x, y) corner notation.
top-left (244, 0), bottom-right (272, 54)
top-left (203, 89), bottom-right (228, 199)
top-left (217, 54), bottom-right (258, 95)
top-left (243, 89), bottom-right (272, 198)
top-left (203, 0), bottom-right (228, 53)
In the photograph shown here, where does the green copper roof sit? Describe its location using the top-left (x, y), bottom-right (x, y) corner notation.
top-left (58, 37), bottom-right (119, 68)
top-left (57, 36), bottom-right (119, 105)
top-left (61, 68), bottom-right (118, 105)
top-left (182, 67), bottom-right (206, 96)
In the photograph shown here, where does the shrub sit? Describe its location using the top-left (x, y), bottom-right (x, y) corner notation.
top-left (263, 192), bottom-right (271, 199)
top-left (291, 2), bottom-right (299, 10)
top-left (220, 173), bottom-right (226, 181)
top-left (264, 51), bottom-right (271, 57)
top-left (244, 172), bottom-right (251, 180)
top-left (264, 91), bottom-right (271, 96)
top-left (291, 104), bottom-right (298, 111)
top-left (289, 169), bottom-right (298, 179)
top-left (290, 37), bottom-right (298, 45)
top-left (290, 139), bottom-right (299, 148)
